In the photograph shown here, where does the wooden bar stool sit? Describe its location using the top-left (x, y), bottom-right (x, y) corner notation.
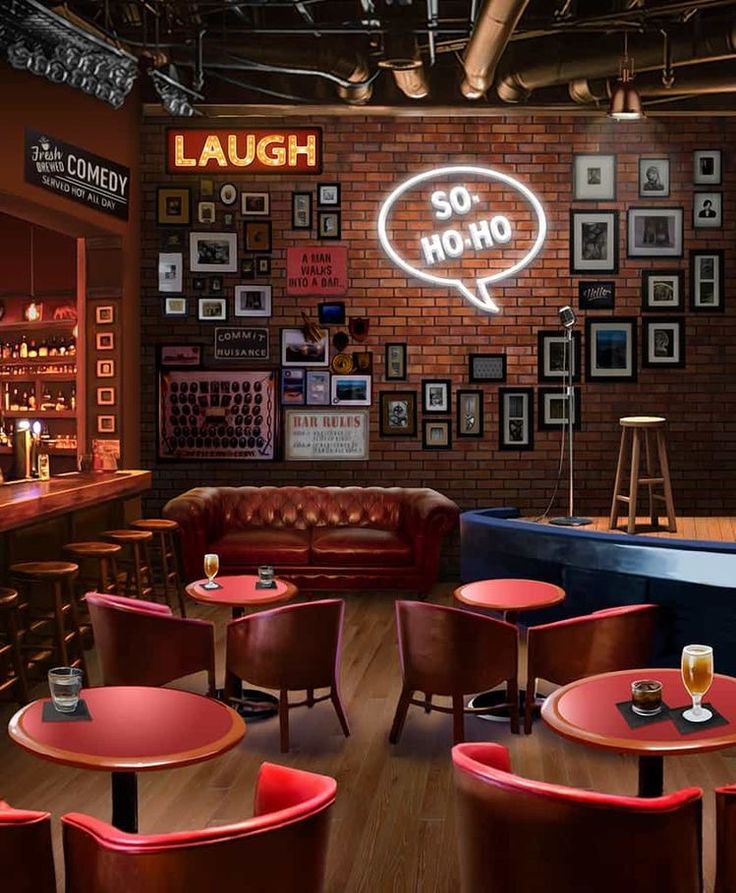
top-left (102, 530), bottom-right (154, 601)
top-left (62, 542), bottom-right (122, 645)
top-left (609, 416), bottom-right (677, 535)
top-left (130, 519), bottom-right (187, 616)
top-left (0, 587), bottom-right (30, 705)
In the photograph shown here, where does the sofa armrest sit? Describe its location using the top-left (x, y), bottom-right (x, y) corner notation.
top-left (163, 487), bottom-right (225, 582)
top-left (400, 489), bottom-right (460, 588)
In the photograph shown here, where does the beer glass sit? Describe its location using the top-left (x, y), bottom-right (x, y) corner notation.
top-left (203, 552), bottom-right (220, 589)
top-left (681, 644), bottom-right (714, 722)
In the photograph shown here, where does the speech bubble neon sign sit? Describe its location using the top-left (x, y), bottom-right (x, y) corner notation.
top-left (377, 165), bottom-right (547, 314)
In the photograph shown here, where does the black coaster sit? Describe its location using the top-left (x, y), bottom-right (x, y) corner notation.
top-left (669, 703), bottom-right (729, 735)
top-left (42, 699), bottom-right (92, 722)
top-left (255, 581), bottom-right (277, 590)
top-left (616, 700), bottom-right (672, 729)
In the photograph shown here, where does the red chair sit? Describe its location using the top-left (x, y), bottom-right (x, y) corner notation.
top-left (715, 783), bottom-right (736, 892)
top-left (389, 601), bottom-right (519, 745)
top-left (0, 800), bottom-right (56, 893)
top-left (62, 762), bottom-right (336, 893)
top-left (86, 592), bottom-right (216, 696)
top-left (524, 604), bottom-right (659, 733)
top-left (224, 599), bottom-right (349, 752)
top-left (452, 743), bottom-right (702, 893)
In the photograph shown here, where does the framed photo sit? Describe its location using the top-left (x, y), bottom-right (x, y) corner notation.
top-left (469, 353), bottom-right (506, 383)
top-left (189, 232), bottom-right (237, 272)
top-left (643, 318), bottom-right (686, 368)
top-left (352, 351), bottom-right (373, 374)
top-left (256, 257), bottom-right (271, 276)
top-left (573, 155), bottom-right (616, 201)
top-left (694, 149), bottom-right (722, 185)
top-left (208, 276), bottom-right (224, 295)
top-left (318, 183), bottom-right (341, 206)
top-left (641, 270), bottom-right (684, 312)
top-left (219, 183), bottom-right (237, 206)
top-left (292, 192), bottom-right (312, 229)
top-left (538, 387), bottom-right (581, 431)
top-left (223, 212), bottom-right (234, 227)
top-left (200, 179), bottom-right (214, 197)
top-left (241, 192), bottom-right (270, 216)
top-left (690, 250), bottom-right (724, 311)
top-left (456, 390), bottom-right (483, 438)
top-left (537, 331), bottom-right (581, 383)
top-left (96, 387), bottom-right (116, 406)
top-left (693, 192), bottom-right (722, 228)
top-left (578, 281), bottom-right (615, 310)
top-left (422, 379), bottom-right (451, 414)
top-left (385, 343), bottom-right (407, 381)
top-left (281, 368), bottom-right (306, 405)
top-left (423, 419), bottom-right (452, 450)
top-left (318, 211), bottom-right (341, 240)
top-left (234, 285), bottom-right (271, 318)
top-left (159, 229), bottom-right (185, 251)
top-left (192, 277), bottom-right (206, 293)
top-left (95, 305), bottom-right (114, 325)
top-left (157, 187), bottom-right (190, 225)
top-left (281, 327), bottom-right (329, 367)
top-left (639, 158), bottom-right (670, 198)
top-left (158, 252), bottom-right (182, 293)
top-left (585, 318), bottom-right (638, 382)
top-left (97, 415), bottom-right (116, 434)
top-left (96, 332), bottom-right (114, 351)
top-left (157, 344), bottom-right (201, 367)
top-left (197, 201), bottom-right (215, 225)
top-left (570, 210), bottom-right (619, 273)
top-left (164, 297), bottom-right (187, 317)
top-left (318, 301), bottom-right (345, 325)
top-left (331, 374), bottom-right (371, 406)
top-left (96, 359), bottom-right (115, 378)
top-left (240, 257), bottom-right (255, 279)
top-left (306, 370), bottom-right (330, 405)
top-left (627, 207), bottom-right (683, 258)
top-left (284, 409), bottom-right (369, 461)
top-left (244, 220), bottom-right (272, 253)
top-left (197, 298), bottom-right (226, 321)
top-left (499, 388), bottom-right (534, 451)
top-left (380, 391), bottom-right (417, 437)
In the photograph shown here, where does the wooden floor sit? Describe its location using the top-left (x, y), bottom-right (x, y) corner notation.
top-left (1, 585), bottom-right (734, 892)
top-left (541, 514), bottom-right (736, 541)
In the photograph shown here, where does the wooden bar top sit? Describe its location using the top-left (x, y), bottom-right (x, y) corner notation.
top-left (0, 470), bottom-right (151, 533)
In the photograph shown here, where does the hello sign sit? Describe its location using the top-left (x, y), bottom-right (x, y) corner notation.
top-left (377, 165), bottom-right (547, 314)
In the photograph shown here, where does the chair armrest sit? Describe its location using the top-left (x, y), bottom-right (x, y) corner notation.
top-left (163, 488), bottom-right (225, 582)
top-left (399, 489), bottom-right (460, 585)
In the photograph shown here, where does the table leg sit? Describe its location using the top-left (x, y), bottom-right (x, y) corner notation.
top-left (638, 755), bottom-right (664, 798)
top-left (468, 610), bottom-right (520, 722)
top-left (111, 771), bottom-right (138, 833)
top-left (230, 605), bottom-right (278, 721)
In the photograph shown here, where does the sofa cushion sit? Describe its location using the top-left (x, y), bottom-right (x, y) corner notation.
top-left (212, 528), bottom-right (311, 566)
top-left (310, 527), bottom-right (412, 567)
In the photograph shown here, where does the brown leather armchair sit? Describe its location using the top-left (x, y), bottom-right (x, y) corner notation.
top-left (0, 800), bottom-right (56, 893)
top-left (163, 485), bottom-right (459, 592)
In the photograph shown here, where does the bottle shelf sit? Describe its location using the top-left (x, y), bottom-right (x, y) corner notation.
top-left (0, 357), bottom-right (76, 366)
top-left (0, 446), bottom-right (77, 455)
top-left (4, 410), bottom-right (76, 418)
top-left (0, 319), bottom-right (76, 334)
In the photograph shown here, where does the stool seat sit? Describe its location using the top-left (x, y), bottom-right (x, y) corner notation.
top-left (130, 518), bottom-right (179, 532)
top-left (10, 561), bottom-right (79, 579)
top-left (0, 587), bottom-right (19, 608)
top-left (620, 416), bottom-right (666, 427)
top-left (63, 542), bottom-right (122, 558)
top-left (103, 529), bottom-right (153, 543)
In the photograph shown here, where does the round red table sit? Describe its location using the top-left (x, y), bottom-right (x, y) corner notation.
top-left (542, 668), bottom-right (736, 797)
top-left (8, 686), bottom-right (245, 833)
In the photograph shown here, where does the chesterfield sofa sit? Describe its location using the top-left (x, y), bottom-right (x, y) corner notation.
top-left (163, 485), bottom-right (460, 593)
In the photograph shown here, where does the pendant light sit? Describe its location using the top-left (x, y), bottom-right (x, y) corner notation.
top-left (24, 226), bottom-right (42, 323)
top-left (608, 33), bottom-right (644, 121)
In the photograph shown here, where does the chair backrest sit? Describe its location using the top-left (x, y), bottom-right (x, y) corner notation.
top-left (715, 784), bottom-right (736, 892)
top-left (0, 800), bottom-right (56, 893)
top-left (452, 743), bottom-right (702, 893)
top-left (395, 601), bottom-right (517, 696)
top-left (226, 599), bottom-right (343, 691)
top-left (527, 604), bottom-right (659, 688)
top-left (62, 762), bottom-right (336, 893)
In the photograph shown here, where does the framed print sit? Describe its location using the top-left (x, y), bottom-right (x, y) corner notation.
top-left (157, 187), bottom-right (190, 225)
top-left (197, 201), bottom-right (215, 224)
top-left (234, 285), bottom-right (272, 318)
top-left (159, 229), bottom-right (185, 251)
top-left (456, 390), bottom-right (483, 438)
top-left (318, 183), bottom-right (341, 206)
top-left (385, 343), bottom-right (407, 381)
top-left (241, 192), bottom-right (270, 216)
top-left (499, 388), bottom-right (534, 451)
top-left (281, 368), bottom-right (306, 405)
top-left (423, 419), bottom-right (452, 450)
top-left (570, 210), bottom-right (619, 273)
top-left (643, 317), bottom-right (685, 368)
top-left (256, 256), bottom-right (271, 276)
top-left (352, 351), bottom-right (373, 374)
top-left (306, 370), bottom-right (330, 405)
top-left (639, 158), bottom-right (670, 198)
top-left (537, 331), bottom-right (581, 383)
top-left (284, 409), bottom-right (369, 461)
top-left (578, 281), bottom-right (615, 310)
top-left (318, 301), bottom-right (345, 325)
top-left (240, 257), bottom-right (255, 279)
top-left (422, 379), bottom-right (451, 414)
top-left (281, 327), bottom-right (329, 367)
top-left (469, 353), bottom-right (506, 383)
top-left (331, 374), bottom-right (371, 406)
top-left (380, 391), bottom-right (417, 437)
top-left (641, 270), bottom-right (684, 312)
top-left (585, 317), bottom-right (638, 382)
top-left (690, 250), bottom-right (724, 311)
top-left (189, 232), bottom-right (237, 272)
top-left (627, 207), bottom-right (683, 258)
top-left (158, 252), bottom-right (182, 293)
top-left (192, 277), bottom-right (206, 293)
top-left (244, 220), bottom-right (272, 252)
top-left (223, 212), bottom-right (234, 227)
top-left (96, 332), bottom-right (114, 351)
top-left (694, 149), bottom-right (722, 185)
top-left (96, 387), bottom-right (116, 406)
top-left (538, 387), bottom-right (581, 431)
top-left (157, 344), bottom-right (201, 367)
top-left (292, 192), bottom-right (312, 229)
top-left (693, 191), bottom-right (722, 228)
top-left (573, 155), bottom-right (616, 201)
top-left (97, 415), bottom-right (116, 433)
top-left (200, 178), bottom-right (214, 197)
top-left (208, 276), bottom-right (223, 295)
top-left (219, 183), bottom-right (237, 206)
top-left (163, 297), bottom-right (187, 317)
top-left (96, 359), bottom-right (114, 378)
top-left (318, 211), bottom-right (341, 240)
top-left (95, 305), bottom-right (114, 325)
top-left (197, 298), bottom-right (226, 321)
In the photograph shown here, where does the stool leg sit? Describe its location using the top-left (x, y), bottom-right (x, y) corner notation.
top-left (628, 428), bottom-right (641, 535)
top-left (170, 533), bottom-right (187, 617)
top-left (644, 430), bottom-right (658, 528)
top-left (65, 577), bottom-right (88, 679)
top-left (52, 581), bottom-right (70, 667)
top-left (7, 607), bottom-right (30, 704)
top-left (609, 428), bottom-right (628, 529)
top-left (656, 429), bottom-right (677, 533)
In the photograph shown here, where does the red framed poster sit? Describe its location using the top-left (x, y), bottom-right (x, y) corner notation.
top-left (286, 247), bottom-right (348, 296)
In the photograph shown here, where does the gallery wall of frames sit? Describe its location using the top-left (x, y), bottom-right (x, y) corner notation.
top-left (139, 115), bottom-right (736, 522)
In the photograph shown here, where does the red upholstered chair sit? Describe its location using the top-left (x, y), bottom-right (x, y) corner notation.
top-left (715, 784), bottom-right (736, 892)
top-left (0, 800), bottom-right (56, 893)
top-left (452, 743), bottom-right (702, 893)
top-left (86, 592), bottom-right (216, 696)
top-left (62, 762), bottom-right (336, 893)
top-left (524, 604), bottom-right (659, 733)
top-left (224, 599), bottom-right (349, 752)
top-left (389, 601), bottom-right (519, 745)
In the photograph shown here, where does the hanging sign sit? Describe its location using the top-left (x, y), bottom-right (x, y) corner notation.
top-left (377, 165), bottom-right (547, 315)
top-left (214, 327), bottom-right (269, 361)
top-left (283, 409), bottom-right (369, 461)
top-left (25, 130), bottom-right (130, 221)
top-left (168, 128), bottom-right (322, 173)
top-left (286, 247), bottom-right (348, 295)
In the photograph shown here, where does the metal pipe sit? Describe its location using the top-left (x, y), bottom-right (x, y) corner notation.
top-left (460, 0), bottom-right (531, 99)
top-left (392, 64), bottom-right (430, 99)
top-left (570, 61), bottom-right (736, 103)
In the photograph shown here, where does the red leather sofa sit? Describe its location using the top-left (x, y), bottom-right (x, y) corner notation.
top-left (163, 485), bottom-right (459, 592)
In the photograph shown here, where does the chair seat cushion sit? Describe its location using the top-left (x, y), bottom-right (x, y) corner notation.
top-left (310, 527), bottom-right (413, 567)
top-left (213, 528), bottom-right (311, 566)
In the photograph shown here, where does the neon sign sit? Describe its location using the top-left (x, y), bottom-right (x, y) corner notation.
top-left (377, 165), bottom-right (547, 314)
top-left (167, 128), bottom-right (322, 174)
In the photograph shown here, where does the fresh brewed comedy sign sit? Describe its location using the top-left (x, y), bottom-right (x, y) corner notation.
top-left (25, 130), bottom-right (130, 221)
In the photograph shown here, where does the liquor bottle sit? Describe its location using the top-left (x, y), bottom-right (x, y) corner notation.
top-left (59, 338), bottom-right (67, 356)
top-left (9, 388), bottom-right (19, 411)
top-left (19, 336), bottom-right (28, 359)
top-left (70, 386), bottom-right (76, 411)
top-left (37, 337), bottom-right (48, 358)
top-left (1, 343), bottom-right (10, 360)
top-left (10, 341), bottom-right (19, 359)
top-left (55, 389), bottom-right (66, 411)
top-left (28, 339), bottom-right (37, 358)
top-left (19, 390), bottom-right (28, 411)
top-left (48, 338), bottom-right (58, 357)
top-left (68, 338), bottom-right (76, 357)
top-left (28, 390), bottom-right (36, 410)
top-left (41, 386), bottom-right (53, 412)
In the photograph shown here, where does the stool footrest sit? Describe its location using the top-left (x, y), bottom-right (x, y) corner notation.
top-left (638, 477), bottom-right (664, 485)
top-left (615, 495), bottom-right (631, 503)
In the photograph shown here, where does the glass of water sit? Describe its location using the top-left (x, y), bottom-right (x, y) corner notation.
top-left (258, 565), bottom-right (275, 586)
top-left (48, 667), bottom-right (83, 713)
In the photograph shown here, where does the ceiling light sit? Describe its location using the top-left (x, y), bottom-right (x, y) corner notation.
top-left (608, 33), bottom-right (644, 121)
top-left (150, 67), bottom-right (202, 117)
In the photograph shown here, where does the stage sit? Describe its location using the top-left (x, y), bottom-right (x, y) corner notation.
top-left (541, 515), bottom-right (736, 542)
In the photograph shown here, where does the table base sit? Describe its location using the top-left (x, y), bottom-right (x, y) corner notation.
top-left (638, 755), bottom-right (664, 798)
top-left (234, 688), bottom-right (279, 721)
top-left (467, 690), bottom-right (540, 722)
top-left (111, 771), bottom-right (138, 833)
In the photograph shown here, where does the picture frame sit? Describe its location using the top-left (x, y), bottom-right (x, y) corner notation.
top-left (352, 351), bottom-right (373, 374)
top-left (240, 258), bottom-right (255, 279)
top-left (163, 297), bottom-right (187, 317)
top-left (196, 201), bottom-right (215, 225)
top-left (208, 276), bottom-right (224, 295)
top-left (157, 344), bottom-right (202, 367)
top-left (283, 409), bottom-right (370, 461)
top-left (95, 305), bottom-right (114, 325)
top-left (468, 353), bottom-right (506, 383)
top-left (318, 301), bottom-right (345, 325)
top-left (380, 391), bottom-right (417, 437)
top-left (318, 183), bottom-right (341, 206)
top-left (690, 250), bottom-right (725, 312)
top-left (499, 388), bottom-right (534, 451)
top-left (281, 368), bottom-right (306, 405)
top-left (385, 343), bottom-right (407, 381)
top-left (456, 390), bottom-right (483, 438)
top-left (627, 207), bottom-right (683, 258)
top-left (158, 252), bottom-right (183, 293)
top-left (585, 317), bottom-right (638, 382)
top-left (241, 192), bottom-right (270, 216)
top-left (292, 192), bottom-right (312, 229)
top-left (97, 415), bottom-right (116, 434)
top-left (423, 419), bottom-right (452, 450)
top-left (157, 187), bottom-right (190, 225)
top-left (306, 370), bottom-right (330, 405)
top-left (192, 277), bottom-right (206, 293)
top-left (331, 374), bottom-right (371, 406)
top-left (573, 155), bottom-right (616, 201)
top-left (693, 192), bottom-right (722, 229)
top-left (641, 270), bottom-right (684, 312)
top-left (234, 285), bottom-right (272, 318)
top-left (189, 232), bottom-right (238, 273)
top-left (570, 210), bottom-right (619, 274)
top-left (578, 281), bottom-right (615, 311)
top-left (219, 183), bottom-right (237, 206)
top-left (223, 212), bottom-right (234, 227)
top-left (538, 387), bottom-right (581, 431)
top-left (281, 327), bottom-right (329, 367)
top-left (96, 359), bottom-right (115, 378)
top-left (244, 220), bottom-right (272, 253)
top-left (197, 298), bottom-right (227, 321)
top-left (694, 149), bottom-right (722, 185)
top-left (95, 332), bottom-right (114, 351)
top-left (537, 331), bottom-right (581, 383)
top-left (159, 229), bottom-right (185, 251)
top-left (422, 379), bottom-right (451, 414)
top-left (643, 317), bottom-right (686, 368)
top-left (96, 387), bottom-right (116, 406)
top-left (199, 179), bottom-right (214, 198)
top-left (639, 158), bottom-right (670, 198)
top-left (256, 257), bottom-right (271, 276)
top-left (318, 211), bottom-right (341, 240)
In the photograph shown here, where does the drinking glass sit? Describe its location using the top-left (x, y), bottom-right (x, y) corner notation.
top-left (681, 644), bottom-right (714, 722)
top-left (258, 565), bottom-right (275, 586)
top-left (203, 552), bottom-right (220, 589)
top-left (48, 667), bottom-right (83, 713)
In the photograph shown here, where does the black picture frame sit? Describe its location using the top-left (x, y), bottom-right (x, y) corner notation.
top-left (318, 302), bottom-right (346, 325)
top-left (578, 281), bottom-right (615, 311)
top-left (318, 182), bottom-right (341, 206)
top-left (641, 270), bottom-right (684, 312)
top-left (385, 343), bottom-right (407, 381)
top-left (291, 191), bottom-right (312, 230)
top-left (422, 418), bottom-right (452, 450)
top-left (380, 390), bottom-right (417, 437)
top-left (499, 388), bottom-right (534, 451)
top-left (156, 344), bottom-right (203, 368)
top-left (468, 353), bottom-right (506, 383)
top-left (318, 211), bottom-right (341, 240)
top-left (690, 250), bottom-right (725, 312)
top-left (538, 387), bottom-right (581, 431)
top-left (570, 210), bottom-right (619, 274)
top-left (537, 331), bottom-right (581, 383)
top-left (422, 378), bottom-right (452, 414)
top-left (627, 207), bottom-right (683, 259)
top-left (456, 389), bottom-right (484, 438)
top-left (244, 220), bottom-right (272, 253)
top-left (585, 317), bottom-right (638, 382)
top-left (642, 317), bottom-right (686, 369)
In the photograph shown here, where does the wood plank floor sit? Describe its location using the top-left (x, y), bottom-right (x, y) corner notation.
top-left (1, 585), bottom-right (733, 891)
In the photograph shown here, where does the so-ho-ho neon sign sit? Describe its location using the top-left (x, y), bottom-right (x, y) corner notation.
top-left (377, 165), bottom-right (547, 314)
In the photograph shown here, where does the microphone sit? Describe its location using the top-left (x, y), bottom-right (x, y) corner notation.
top-left (559, 305), bottom-right (576, 329)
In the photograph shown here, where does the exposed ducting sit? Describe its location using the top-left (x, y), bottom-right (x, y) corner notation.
top-left (461, 0), bottom-right (531, 99)
top-left (570, 61), bottom-right (736, 103)
top-left (378, 35), bottom-right (430, 99)
top-left (390, 62), bottom-right (430, 98)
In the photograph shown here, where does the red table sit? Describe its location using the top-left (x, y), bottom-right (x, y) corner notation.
top-left (542, 668), bottom-right (736, 797)
top-left (8, 686), bottom-right (245, 833)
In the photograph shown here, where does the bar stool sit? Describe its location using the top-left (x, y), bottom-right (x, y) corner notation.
top-left (130, 519), bottom-right (187, 616)
top-left (0, 587), bottom-right (29, 705)
top-left (609, 416), bottom-right (677, 535)
top-left (102, 530), bottom-right (154, 601)
top-left (62, 542), bottom-right (122, 645)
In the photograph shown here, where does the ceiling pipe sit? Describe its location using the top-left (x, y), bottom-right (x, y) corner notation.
top-left (391, 62), bottom-right (430, 98)
top-left (460, 0), bottom-right (531, 99)
top-left (571, 61), bottom-right (736, 103)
